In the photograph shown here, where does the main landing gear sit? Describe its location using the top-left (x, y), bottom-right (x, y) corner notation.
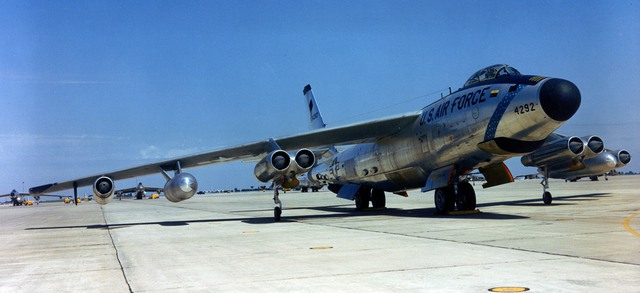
top-left (434, 181), bottom-right (477, 214)
top-left (354, 187), bottom-right (386, 211)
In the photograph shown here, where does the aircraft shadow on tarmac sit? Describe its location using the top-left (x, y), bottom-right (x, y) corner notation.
top-left (24, 192), bottom-right (609, 230)
top-left (476, 192), bottom-right (611, 208)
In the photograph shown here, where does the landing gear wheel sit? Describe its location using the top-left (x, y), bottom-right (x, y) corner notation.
top-left (355, 187), bottom-right (371, 211)
top-left (455, 182), bottom-right (476, 211)
top-left (274, 207), bottom-right (282, 222)
top-left (543, 191), bottom-right (552, 205)
top-left (371, 189), bottom-right (386, 208)
top-left (434, 187), bottom-right (455, 214)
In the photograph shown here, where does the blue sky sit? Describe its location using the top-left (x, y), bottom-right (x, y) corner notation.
top-left (1, 1), bottom-right (639, 196)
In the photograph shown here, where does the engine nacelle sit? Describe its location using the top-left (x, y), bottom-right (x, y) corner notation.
top-left (521, 136), bottom-right (585, 167)
top-left (254, 150), bottom-right (291, 183)
top-left (581, 135), bottom-right (604, 159)
top-left (93, 176), bottom-right (115, 205)
top-left (290, 149), bottom-right (316, 174)
top-left (164, 173), bottom-right (198, 203)
top-left (613, 149), bottom-right (631, 168)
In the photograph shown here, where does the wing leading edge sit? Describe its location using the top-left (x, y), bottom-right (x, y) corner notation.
top-left (30, 112), bottom-right (421, 195)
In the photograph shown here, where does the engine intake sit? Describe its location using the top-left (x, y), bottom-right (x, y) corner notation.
top-left (254, 149), bottom-right (316, 184)
top-left (291, 149), bottom-right (316, 173)
top-left (581, 135), bottom-right (604, 159)
top-left (93, 176), bottom-right (115, 205)
top-left (613, 149), bottom-right (631, 168)
top-left (521, 136), bottom-right (584, 167)
top-left (254, 150), bottom-right (292, 183)
top-left (164, 173), bottom-right (198, 203)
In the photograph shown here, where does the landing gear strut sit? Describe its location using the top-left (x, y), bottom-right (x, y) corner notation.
top-left (273, 188), bottom-right (282, 221)
top-left (540, 167), bottom-right (553, 205)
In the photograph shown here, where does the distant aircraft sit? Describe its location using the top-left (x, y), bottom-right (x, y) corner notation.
top-left (297, 175), bottom-right (324, 192)
top-left (521, 133), bottom-right (631, 203)
top-left (31, 64), bottom-right (583, 220)
top-left (115, 183), bottom-right (163, 200)
top-left (1, 190), bottom-right (66, 206)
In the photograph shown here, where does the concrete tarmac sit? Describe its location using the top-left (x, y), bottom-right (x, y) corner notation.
top-left (1, 176), bottom-right (639, 292)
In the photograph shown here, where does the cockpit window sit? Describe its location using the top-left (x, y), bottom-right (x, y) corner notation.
top-left (463, 64), bottom-right (521, 87)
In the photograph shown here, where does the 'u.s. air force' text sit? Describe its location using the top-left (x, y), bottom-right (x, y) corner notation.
top-left (420, 86), bottom-right (492, 125)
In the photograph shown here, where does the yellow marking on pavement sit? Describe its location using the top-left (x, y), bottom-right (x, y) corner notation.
top-left (488, 287), bottom-right (529, 292)
top-left (623, 212), bottom-right (640, 238)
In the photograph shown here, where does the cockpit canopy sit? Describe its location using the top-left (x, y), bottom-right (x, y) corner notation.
top-left (463, 64), bottom-right (521, 87)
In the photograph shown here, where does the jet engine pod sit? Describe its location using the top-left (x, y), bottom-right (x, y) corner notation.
top-left (291, 149), bottom-right (316, 173)
top-left (93, 176), bottom-right (115, 205)
top-left (521, 136), bottom-right (585, 167)
top-left (613, 149), bottom-right (631, 168)
top-left (581, 135), bottom-right (604, 159)
top-left (164, 173), bottom-right (198, 203)
top-left (254, 150), bottom-right (291, 183)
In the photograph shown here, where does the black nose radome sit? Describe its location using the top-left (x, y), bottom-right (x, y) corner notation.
top-left (539, 78), bottom-right (581, 121)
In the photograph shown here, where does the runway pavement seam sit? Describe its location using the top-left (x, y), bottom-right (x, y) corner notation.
top-left (101, 205), bottom-right (134, 293)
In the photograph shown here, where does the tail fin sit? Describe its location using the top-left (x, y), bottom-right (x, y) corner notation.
top-left (303, 84), bottom-right (326, 130)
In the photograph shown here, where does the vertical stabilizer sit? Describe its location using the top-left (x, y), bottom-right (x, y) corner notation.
top-left (303, 84), bottom-right (326, 130)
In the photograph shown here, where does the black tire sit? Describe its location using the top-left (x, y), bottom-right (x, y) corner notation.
top-left (371, 189), bottom-right (386, 208)
top-left (355, 187), bottom-right (371, 211)
top-left (456, 182), bottom-right (477, 211)
top-left (274, 207), bottom-right (282, 222)
top-left (434, 187), bottom-right (455, 213)
top-left (543, 192), bottom-right (552, 205)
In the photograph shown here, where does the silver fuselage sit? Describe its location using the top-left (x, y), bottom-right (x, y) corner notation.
top-left (309, 76), bottom-right (571, 192)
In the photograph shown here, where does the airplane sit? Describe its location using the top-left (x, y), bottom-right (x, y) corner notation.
top-left (297, 175), bottom-right (324, 192)
top-left (114, 183), bottom-right (163, 200)
top-left (30, 64), bottom-right (583, 220)
top-left (1, 190), bottom-right (65, 206)
top-left (521, 133), bottom-right (631, 203)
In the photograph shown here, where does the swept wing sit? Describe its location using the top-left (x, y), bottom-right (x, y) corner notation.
top-left (30, 112), bottom-right (420, 195)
